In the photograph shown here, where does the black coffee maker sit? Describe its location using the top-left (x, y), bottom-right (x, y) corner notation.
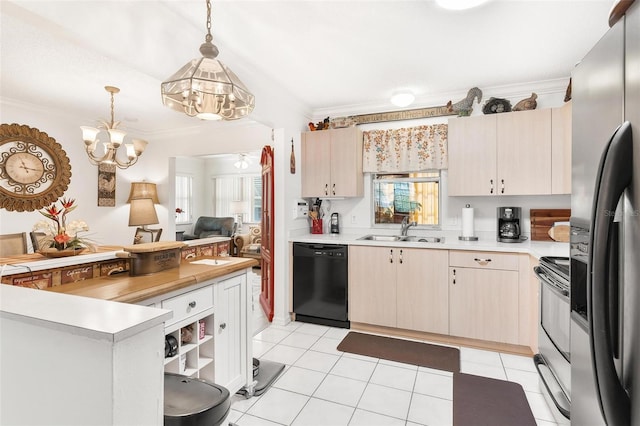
top-left (497, 207), bottom-right (523, 243)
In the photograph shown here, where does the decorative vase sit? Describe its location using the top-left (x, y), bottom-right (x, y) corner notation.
top-left (39, 248), bottom-right (86, 258)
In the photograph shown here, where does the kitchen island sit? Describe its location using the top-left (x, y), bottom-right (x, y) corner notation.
top-left (0, 254), bottom-right (257, 426)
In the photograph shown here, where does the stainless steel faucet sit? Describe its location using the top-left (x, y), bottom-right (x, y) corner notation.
top-left (400, 216), bottom-right (417, 236)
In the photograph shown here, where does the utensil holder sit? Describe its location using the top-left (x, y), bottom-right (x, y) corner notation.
top-left (311, 219), bottom-right (323, 234)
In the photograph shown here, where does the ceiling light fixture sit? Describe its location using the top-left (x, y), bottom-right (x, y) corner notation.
top-left (161, 0), bottom-right (255, 121)
top-left (435, 0), bottom-right (490, 10)
top-left (390, 91), bottom-right (416, 108)
top-left (80, 86), bottom-right (148, 169)
top-left (234, 154), bottom-right (250, 169)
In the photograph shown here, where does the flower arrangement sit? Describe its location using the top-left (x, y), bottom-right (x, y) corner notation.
top-left (33, 198), bottom-right (94, 253)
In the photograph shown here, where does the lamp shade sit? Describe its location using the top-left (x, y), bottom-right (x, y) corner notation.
top-left (230, 200), bottom-right (248, 215)
top-left (127, 182), bottom-right (160, 203)
top-left (128, 198), bottom-right (159, 226)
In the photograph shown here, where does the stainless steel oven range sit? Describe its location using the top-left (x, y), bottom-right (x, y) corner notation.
top-left (533, 256), bottom-right (570, 423)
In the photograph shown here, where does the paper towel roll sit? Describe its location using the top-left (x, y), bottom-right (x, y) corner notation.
top-left (461, 205), bottom-right (475, 237)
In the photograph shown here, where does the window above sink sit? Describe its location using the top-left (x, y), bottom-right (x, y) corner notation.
top-left (372, 172), bottom-right (440, 228)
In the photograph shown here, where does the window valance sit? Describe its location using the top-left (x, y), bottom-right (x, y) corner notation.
top-left (363, 124), bottom-right (448, 173)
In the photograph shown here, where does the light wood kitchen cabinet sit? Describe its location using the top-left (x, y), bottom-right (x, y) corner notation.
top-left (348, 246), bottom-right (449, 334)
top-left (448, 108), bottom-right (553, 196)
top-left (551, 101), bottom-right (572, 194)
top-left (448, 251), bottom-right (519, 344)
top-left (301, 127), bottom-right (363, 197)
top-left (349, 245), bottom-right (397, 327)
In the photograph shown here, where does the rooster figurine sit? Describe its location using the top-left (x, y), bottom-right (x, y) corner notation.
top-left (446, 87), bottom-right (483, 116)
top-left (513, 93), bottom-right (538, 111)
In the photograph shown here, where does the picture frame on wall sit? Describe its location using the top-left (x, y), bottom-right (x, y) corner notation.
top-left (97, 163), bottom-right (116, 207)
top-left (133, 227), bottom-right (162, 244)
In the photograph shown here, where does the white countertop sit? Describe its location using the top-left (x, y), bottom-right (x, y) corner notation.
top-left (289, 230), bottom-right (569, 259)
top-left (0, 284), bottom-right (172, 342)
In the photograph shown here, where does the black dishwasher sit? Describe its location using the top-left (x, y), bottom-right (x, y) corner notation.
top-left (293, 243), bottom-right (349, 328)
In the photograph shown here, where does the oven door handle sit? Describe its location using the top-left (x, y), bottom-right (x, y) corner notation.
top-left (534, 266), bottom-right (569, 300)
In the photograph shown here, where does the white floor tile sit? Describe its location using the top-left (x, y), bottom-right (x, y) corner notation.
top-left (348, 408), bottom-right (406, 426)
top-left (525, 390), bottom-right (557, 423)
top-left (536, 419), bottom-right (559, 426)
top-left (378, 358), bottom-right (419, 371)
top-left (461, 360), bottom-right (507, 380)
top-left (254, 327), bottom-right (292, 344)
top-left (309, 336), bottom-right (343, 355)
top-left (340, 351), bottom-right (379, 363)
top-left (246, 388), bottom-right (309, 425)
top-left (295, 322), bottom-right (331, 336)
top-left (272, 366), bottom-right (325, 396)
top-left (407, 392), bottom-right (453, 426)
top-left (413, 370), bottom-right (453, 400)
top-left (369, 363), bottom-right (418, 392)
top-left (330, 356), bottom-right (377, 381)
top-left (226, 409), bottom-right (243, 424)
top-left (501, 352), bottom-right (537, 372)
top-left (269, 321), bottom-right (303, 332)
top-left (460, 346), bottom-right (502, 366)
top-left (294, 350), bottom-right (340, 373)
top-left (291, 397), bottom-right (354, 426)
top-left (260, 344), bottom-right (306, 366)
top-left (357, 383), bottom-right (412, 420)
top-left (417, 365), bottom-right (454, 377)
top-left (230, 393), bottom-right (261, 413)
top-left (279, 331), bottom-right (321, 349)
top-left (506, 368), bottom-right (542, 393)
top-left (236, 413), bottom-right (287, 426)
top-left (313, 374), bottom-right (367, 407)
top-left (252, 339), bottom-right (275, 358)
top-left (324, 327), bottom-right (350, 340)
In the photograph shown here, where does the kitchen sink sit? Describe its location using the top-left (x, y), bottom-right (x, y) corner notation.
top-left (357, 235), bottom-right (445, 243)
top-left (403, 236), bottom-right (445, 243)
top-left (358, 235), bottom-right (407, 241)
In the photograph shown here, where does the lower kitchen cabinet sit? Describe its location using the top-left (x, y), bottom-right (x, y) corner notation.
top-left (349, 246), bottom-right (449, 334)
top-left (448, 251), bottom-right (520, 344)
top-left (141, 271), bottom-right (251, 395)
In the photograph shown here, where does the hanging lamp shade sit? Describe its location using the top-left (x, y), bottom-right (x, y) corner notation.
top-left (160, 0), bottom-right (254, 121)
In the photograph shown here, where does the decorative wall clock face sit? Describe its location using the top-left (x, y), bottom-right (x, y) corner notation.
top-left (0, 123), bottom-right (72, 212)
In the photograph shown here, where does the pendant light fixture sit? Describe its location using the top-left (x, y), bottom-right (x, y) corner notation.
top-left (80, 86), bottom-right (148, 169)
top-left (161, 0), bottom-right (255, 121)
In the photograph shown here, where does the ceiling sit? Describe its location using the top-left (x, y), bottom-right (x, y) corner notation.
top-left (1, 0), bottom-right (613, 135)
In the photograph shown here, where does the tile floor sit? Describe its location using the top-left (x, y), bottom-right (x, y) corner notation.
top-left (226, 320), bottom-right (560, 426)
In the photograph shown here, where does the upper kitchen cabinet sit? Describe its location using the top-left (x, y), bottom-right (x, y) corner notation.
top-left (551, 102), bottom-right (572, 194)
top-left (301, 127), bottom-right (363, 197)
top-left (448, 108), bottom-right (553, 196)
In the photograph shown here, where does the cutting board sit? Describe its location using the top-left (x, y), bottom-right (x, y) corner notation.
top-left (548, 224), bottom-right (570, 242)
top-left (530, 209), bottom-right (571, 241)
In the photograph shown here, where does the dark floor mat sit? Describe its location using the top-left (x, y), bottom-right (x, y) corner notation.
top-left (453, 372), bottom-right (536, 426)
top-left (337, 331), bottom-right (460, 372)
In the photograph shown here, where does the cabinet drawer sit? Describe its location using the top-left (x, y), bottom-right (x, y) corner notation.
top-left (449, 251), bottom-right (519, 271)
top-left (162, 286), bottom-right (214, 325)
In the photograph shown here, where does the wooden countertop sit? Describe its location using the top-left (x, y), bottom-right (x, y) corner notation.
top-left (45, 256), bottom-right (258, 304)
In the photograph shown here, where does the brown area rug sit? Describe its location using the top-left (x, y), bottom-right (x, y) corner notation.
top-left (453, 372), bottom-right (536, 426)
top-left (337, 332), bottom-right (460, 372)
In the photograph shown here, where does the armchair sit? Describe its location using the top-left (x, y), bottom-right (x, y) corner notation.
top-left (183, 216), bottom-right (236, 240)
top-left (233, 225), bottom-right (262, 259)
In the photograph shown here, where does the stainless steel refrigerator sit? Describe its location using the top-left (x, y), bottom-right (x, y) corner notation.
top-left (570, 1), bottom-right (639, 425)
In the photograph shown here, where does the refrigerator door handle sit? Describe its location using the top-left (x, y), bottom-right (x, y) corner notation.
top-left (589, 121), bottom-right (633, 426)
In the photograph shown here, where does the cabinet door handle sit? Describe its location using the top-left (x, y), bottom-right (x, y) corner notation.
top-left (219, 323), bottom-right (226, 330)
top-left (332, 183), bottom-right (336, 196)
top-left (501, 179), bottom-right (505, 194)
top-left (389, 249), bottom-right (393, 264)
top-left (490, 179), bottom-right (494, 194)
top-left (474, 258), bottom-right (492, 266)
top-left (188, 301), bottom-right (197, 308)
top-left (452, 268), bottom-right (456, 285)
top-left (399, 249), bottom-right (403, 264)
top-left (324, 184), bottom-right (328, 196)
